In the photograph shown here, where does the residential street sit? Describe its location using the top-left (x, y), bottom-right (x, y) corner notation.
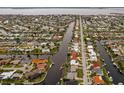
top-left (79, 16), bottom-right (88, 84)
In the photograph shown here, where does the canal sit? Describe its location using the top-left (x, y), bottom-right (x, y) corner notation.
top-left (42, 22), bottom-right (75, 85)
top-left (96, 41), bottom-right (124, 84)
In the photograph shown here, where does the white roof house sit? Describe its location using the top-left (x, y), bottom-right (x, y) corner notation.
top-left (66, 72), bottom-right (76, 80)
top-left (10, 60), bottom-right (21, 65)
top-left (70, 60), bottom-right (78, 65)
top-left (40, 42), bottom-right (48, 46)
top-left (0, 70), bottom-right (16, 79)
top-left (87, 46), bottom-right (97, 62)
top-left (42, 48), bottom-right (50, 53)
top-left (90, 56), bottom-right (97, 62)
top-left (72, 43), bottom-right (79, 52)
top-left (87, 45), bottom-right (93, 49)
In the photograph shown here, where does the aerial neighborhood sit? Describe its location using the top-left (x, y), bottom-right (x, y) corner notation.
top-left (0, 13), bottom-right (124, 85)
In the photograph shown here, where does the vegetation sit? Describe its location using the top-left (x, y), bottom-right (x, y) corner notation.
top-left (77, 69), bottom-right (83, 78)
top-left (102, 68), bottom-right (112, 85)
top-left (3, 64), bottom-right (13, 68)
top-left (116, 61), bottom-right (124, 74)
top-left (29, 73), bottom-right (46, 83)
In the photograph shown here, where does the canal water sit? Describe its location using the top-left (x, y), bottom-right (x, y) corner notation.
top-left (96, 41), bottom-right (124, 84)
top-left (41, 22), bottom-right (75, 85)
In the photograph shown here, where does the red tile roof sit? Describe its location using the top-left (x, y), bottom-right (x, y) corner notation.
top-left (93, 75), bottom-right (105, 85)
top-left (32, 59), bottom-right (48, 64)
top-left (92, 63), bottom-right (100, 68)
top-left (71, 52), bottom-right (77, 60)
top-left (37, 63), bottom-right (46, 70)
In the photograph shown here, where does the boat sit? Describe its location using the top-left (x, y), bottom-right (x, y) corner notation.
top-left (52, 62), bottom-right (55, 65)
top-left (59, 64), bottom-right (64, 70)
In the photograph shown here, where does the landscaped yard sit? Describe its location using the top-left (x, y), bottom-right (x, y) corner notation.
top-left (77, 69), bottom-right (83, 78)
top-left (102, 68), bottom-right (112, 85)
top-left (3, 64), bottom-right (13, 68)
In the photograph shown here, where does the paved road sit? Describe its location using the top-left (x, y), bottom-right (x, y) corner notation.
top-left (79, 16), bottom-right (88, 85)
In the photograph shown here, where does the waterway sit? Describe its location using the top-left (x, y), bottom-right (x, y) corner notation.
top-left (96, 41), bottom-right (124, 84)
top-left (41, 22), bottom-right (75, 85)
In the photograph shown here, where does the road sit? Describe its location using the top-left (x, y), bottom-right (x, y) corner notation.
top-left (79, 16), bottom-right (88, 85)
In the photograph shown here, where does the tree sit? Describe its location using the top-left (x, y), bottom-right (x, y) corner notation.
top-left (15, 37), bottom-right (20, 44)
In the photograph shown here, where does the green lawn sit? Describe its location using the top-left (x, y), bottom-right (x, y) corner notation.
top-left (15, 64), bottom-right (23, 68)
top-left (102, 68), bottom-right (112, 85)
top-left (3, 64), bottom-right (13, 68)
top-left (77, 69), bottom-right (83, 78)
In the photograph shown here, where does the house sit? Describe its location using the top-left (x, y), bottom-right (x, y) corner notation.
top-left (92, 63), bottom-right (103, 75)
top-left (71, 52), bottom-right (77, 60)
top-left (87, 45), bottom-right (93, 49)
top-left (25, 69), bottom-right (41, 80)
top-left (70, 65), bottom-right (78, 72)
top-left (32, 59), bottom-right (48, 64)
top-left (112, 48), bottom-right (120, 55)
top-left (89, 56), bottom-right (97, 62)
top-left (40, 42), bottom-right (47, 46)
top-left (0, 70), bottom-right (16, 80)
top-left (92, 75), bottom-right (105, 85)
top-left (66, 72), bottom-right (76, 80)
top-left (92, 63), bottom-right (100, 69)
top-left (72, 43), bottom-right (79, 52)
top-left (11, 73), bottom-right (22, 79)
top-left (42, 48), bottom-right (50, 53)
top-left (70, 60), bottom-right (78, 65)
top-left (37, 63), bottom-right (47, 70)
top-left (113, 55), bottom-right (124, 62)
top-left (10, 59), bottom-right (21, 65)
top-left (49, 42), bottom-right (55, 49)
top-left (0, 59), bottom-right (11, 66)
top-left (88, 49), bottom-right (97, 62)
top-left (94, 68), bottom-right (103, 75)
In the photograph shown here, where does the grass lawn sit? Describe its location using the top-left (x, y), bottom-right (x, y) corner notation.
top-left (76, 80), bottom-right (83, 84)
top-left (102, 68), bottom-right (112, 85)
top-left (115, 62), bottom-right (124, 74)
top-left (77, 69), bottom-right (83, 78)
top-left (50, 48), bottom-right (57, 54)
top-left (46, 57), bottom-right (52, 71)
top-left (3, 64), bottom-right (13, 68)
top-left (63, 63), bottom-right (70, 77)
top-left (15, 64), bottom-right (23, 68)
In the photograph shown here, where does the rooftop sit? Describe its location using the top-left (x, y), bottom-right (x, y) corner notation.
top-left (93, 75), bottom-right (105, 85)
top-left (32, 59), bottom-right (48, 64)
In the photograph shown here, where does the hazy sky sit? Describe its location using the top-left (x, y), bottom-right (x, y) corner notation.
top-left (0, 8), bottom-right (124, 15)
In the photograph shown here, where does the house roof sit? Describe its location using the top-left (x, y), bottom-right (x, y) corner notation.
top-left (94, 68), bottom-right (102, 75)
top-left (0, 70), bottom-right (16, 79)
top-left (25, 69), bottom-right (41, 79)
top-left (71, 52), bottom-right (77, 60)
top-left (93, 75), bottom-right (105, 84)
top-left (70, 65), bottom-right (78, 72)
top-left (37, 63), bottom-right (46, 70)
top-left (70, 60), bottom-right (78, 65)
top-left (67, 72), bottom-right (76, 80)
top-left (32, 59), bottom-right (48, 64)
top-left (92, 63), bottom-right (100, 68)
top-left (87, 45), bottom-right (93, 49)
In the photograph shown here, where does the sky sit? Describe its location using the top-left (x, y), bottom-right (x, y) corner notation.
top-left (0, 8), bottom-right (124, 15)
